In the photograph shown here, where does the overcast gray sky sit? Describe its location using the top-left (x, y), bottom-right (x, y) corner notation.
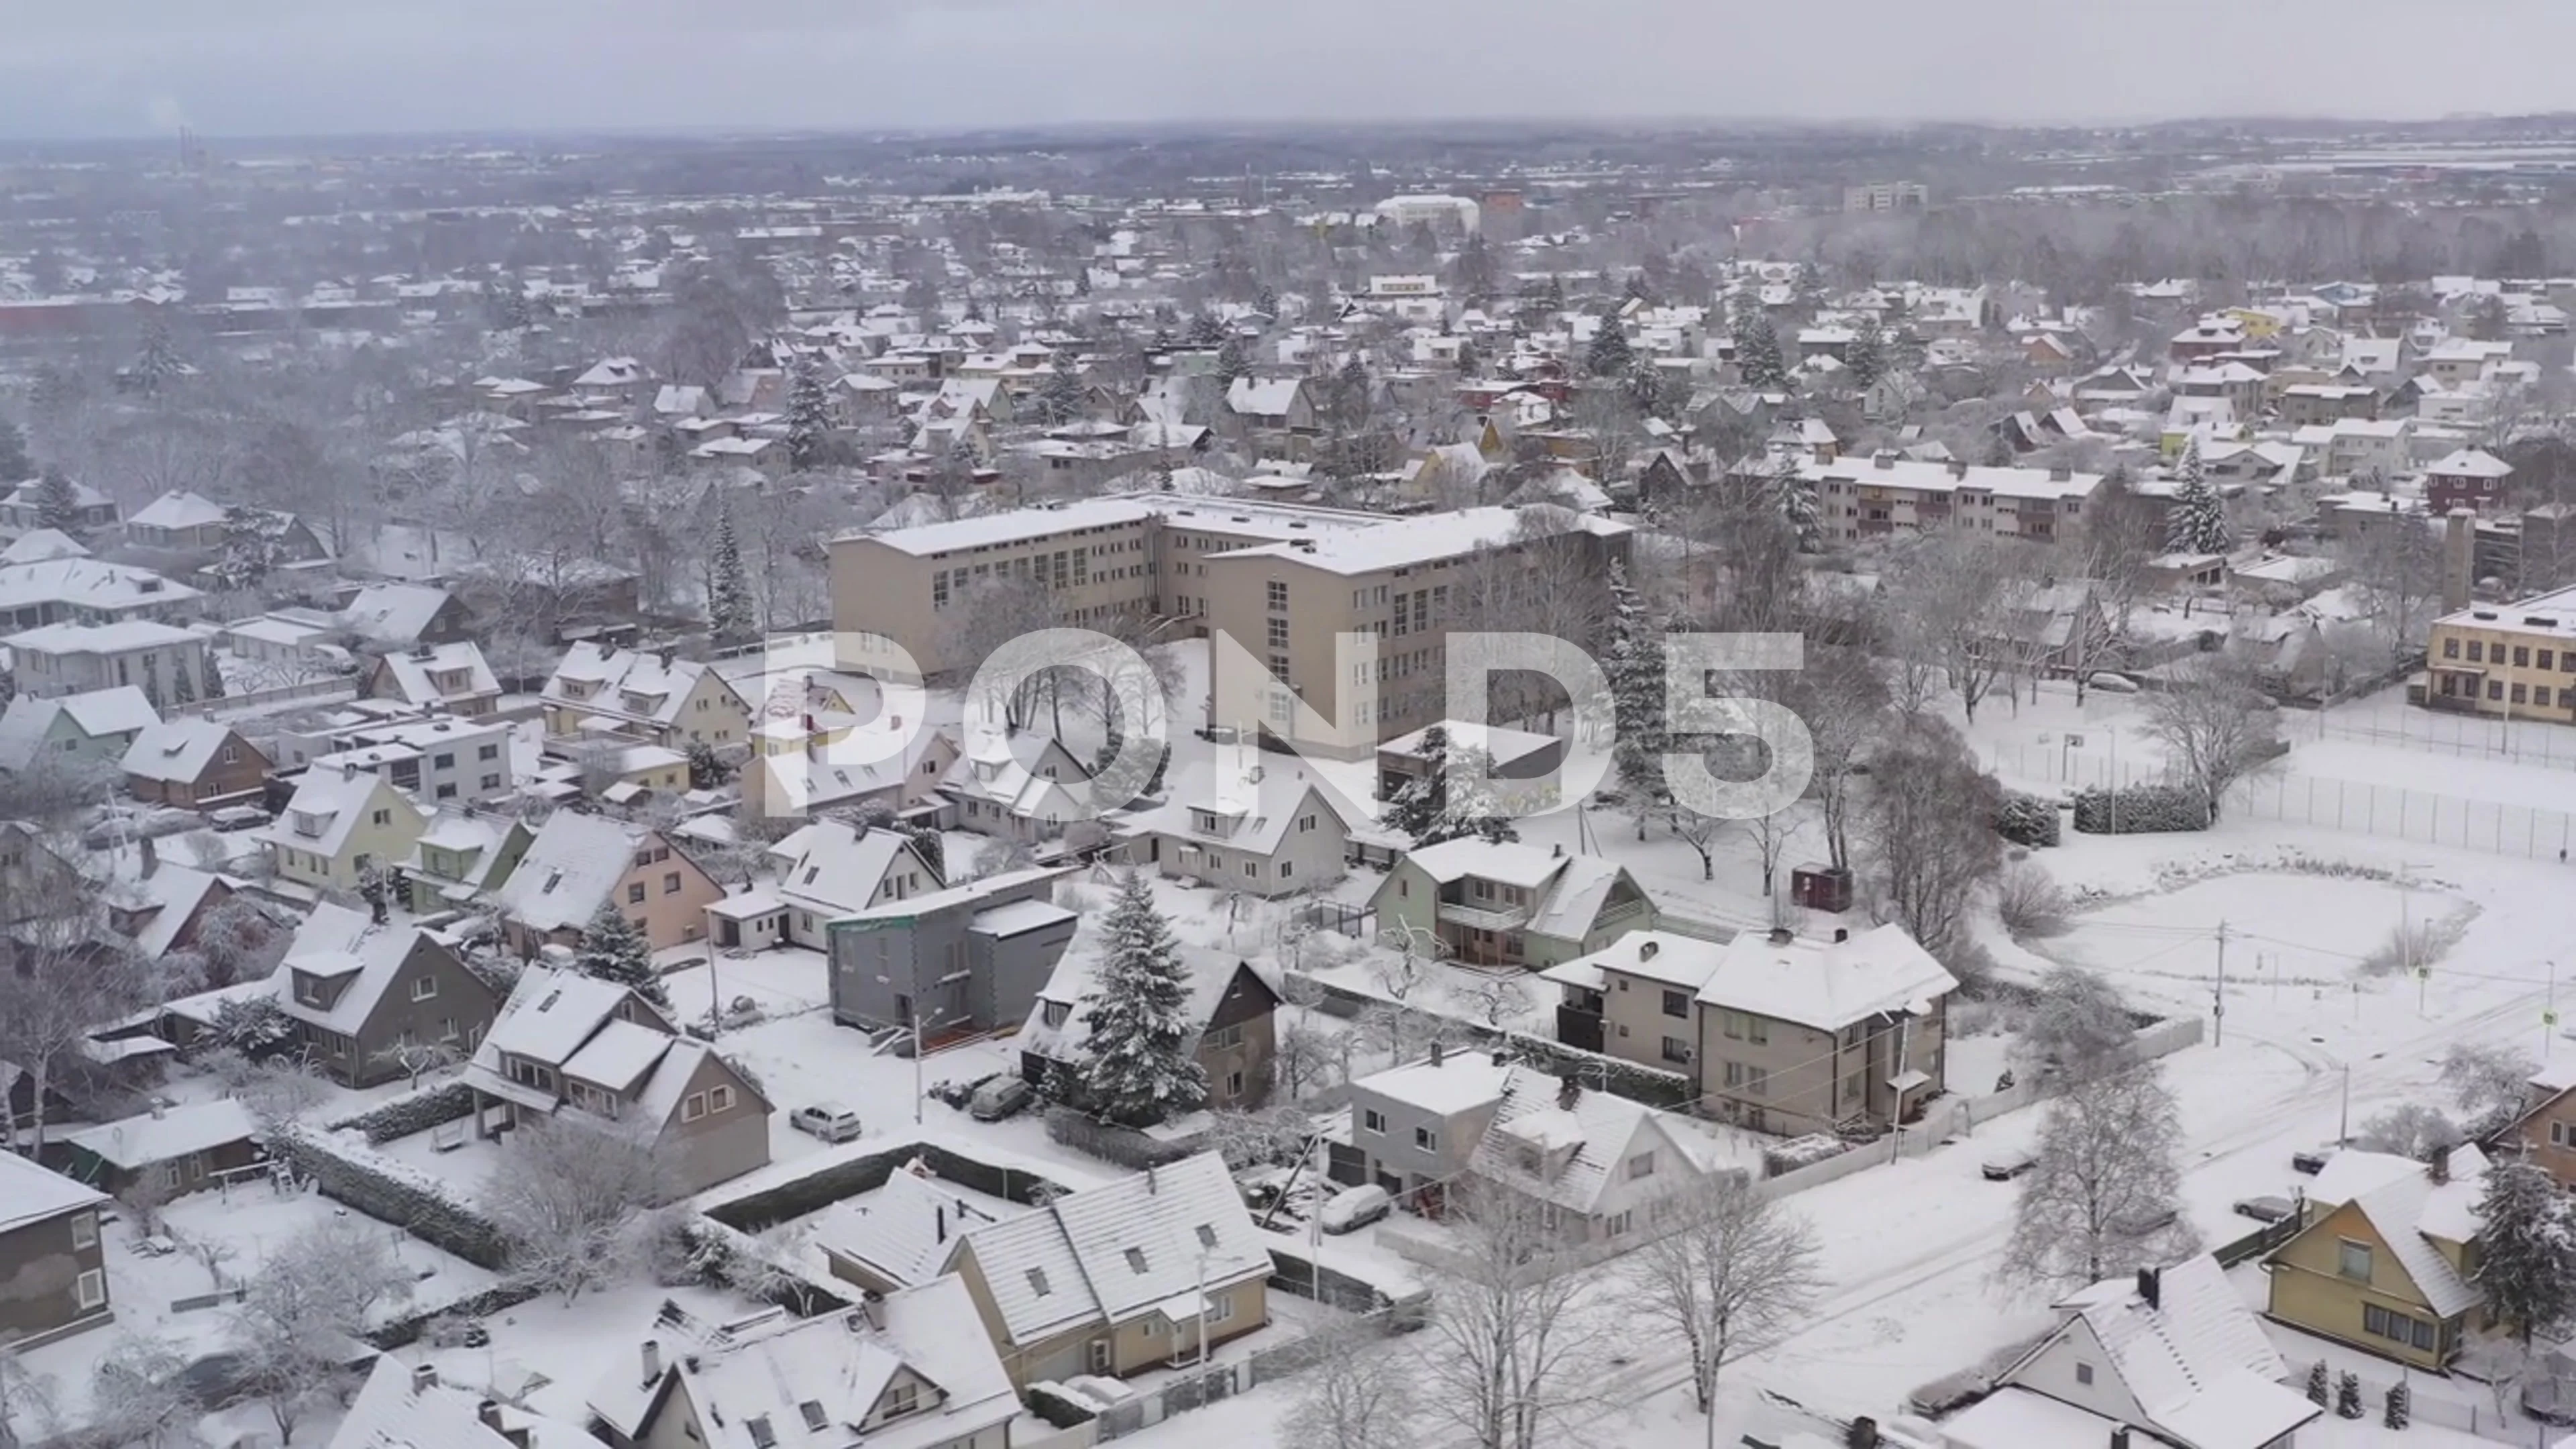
top-left (4, 0), bottom-right (2571, 140)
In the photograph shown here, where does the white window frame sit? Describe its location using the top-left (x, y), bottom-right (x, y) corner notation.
top-left (74, 1268), bottom-right (105, 1309)
top-left (683, 1092), bottom-right (708, 1122)
top-left (1362, 1109), bottom-right (1386, 1134)
top-left (709, 1085), bottom-right (735, 1113)
top-left (69, 1212), bottom-right (96, 1249)
top-left (411, 975), bottom-right (438, 1002)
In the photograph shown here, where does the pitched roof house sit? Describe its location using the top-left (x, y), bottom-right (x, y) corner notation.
top-left (327, 1357), bottom-right (536, 1449)
top-left (396, 808), bottom-right (534, 916)
top-left (119, 717), bottom-right (268, 806)
top-left (270, 910), bottom-right (506, 1087)
top-left (2264, 1144), bottom-right (2490, 1370)
top-left (0, 684), bottom-right (159, 772)
top-left (367, 641), bottom-right (502, 718)
top-left (1109, 762), bottom-right (1350, 900)
top-left (1542, 924), bottom-right (1958, 1136)
top-left (818, 1162), bottom-right (1030, 1296)
top-left (0, 1148), bottom-right (111, 1347)
top-left (941, 730), bottom-right (1094, 843)
top-left (1019, 949), bottom-right (1280, 1114)
top-left (461, 966), bottom-right (773, 1198)
top-left (705, 817), bottom-right (941, 954)
top-left (586, 1284), bottom-right (1018, 1449)
top-left (542, 643), bottom-right (751, 751)
top-left (1941, 1254), bottom-right (2319, 1449)
top-left (490, 812), bottom-right (721, 955)
top-left (124, 490), bottom-right (231, 552)
top-left (62, 1097), bottom-right (265, 1201)
top-left (1368, 837), bottom-right (1658, 971)
top-left (262, 760), bottom-right (429, 895)
top-left (337, 582), bottom-right (473, 649)
top-left (942, 1151), bottom-right (1272, 1388)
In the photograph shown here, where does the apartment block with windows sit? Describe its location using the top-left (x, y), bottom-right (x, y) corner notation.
top-left (2423, 586), bottom-right (2576, 722)
top-left (1786, 451), bottom-right (2100, 546)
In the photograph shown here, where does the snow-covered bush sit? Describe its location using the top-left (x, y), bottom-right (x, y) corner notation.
top-left (2336, 1371), bottom-right (2363, 1419)
top-left (1993, 791), bottom-right (2061, 849)
top-left (2383, 1378), bottom-right (2410, 1430)
top-left (2071, 784), bottom-right (2210, 835)
top-left (1996, 862), bottom-right (2071, 938)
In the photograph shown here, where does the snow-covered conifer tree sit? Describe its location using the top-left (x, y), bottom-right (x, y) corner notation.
top-left (1071, 872), bottom-right (1207, 1128)
top-left (2165, 437), bottom-right (2230, 555)
top-left (574, 900), bottom-right (666, 1008)
top-left (708, 504), bottom-right (755, 646)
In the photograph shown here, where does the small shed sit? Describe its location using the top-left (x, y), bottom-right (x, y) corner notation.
top-left (61, 1099), bottom-right (264, 1201)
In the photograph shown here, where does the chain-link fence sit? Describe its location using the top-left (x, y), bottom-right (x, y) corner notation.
top-left (2229, 773), bottom-right (2576, 861)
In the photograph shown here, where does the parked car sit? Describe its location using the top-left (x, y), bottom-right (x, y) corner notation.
top-left (969, 1075), bottom-right (1034, 1122)
top-left (207, 805), bottom-right (271, 833)
top-left (2233, 1195), bottom-right (2299, 1224)
top-left (1980, 1148), bottom-right (2038, 1182)
top-left (2291, 1144), bottom-right (2340, 1175)
top-left (790, 1104), bottom-right (864, 1143)
top-left (1320, 1184), bottom-right (1393, 1234)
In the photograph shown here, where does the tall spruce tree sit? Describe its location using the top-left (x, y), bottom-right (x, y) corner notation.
top-left (574, 900), bottom-right (667, 1008)
top-left (1845, 314), bottom-right (1888, 390)
top-left (1736, 312), bottom-right (1788, 390)
top-left (2474, 1153), bottom-right (2576, 1345)
top-left (1604, 564), bottom-right (1670, 835)
top-left (1035, 358), bottom-right (1085, 426)
top-left (786, 358), bottom-right (832, 472)
top-left (1071, 873), bottom-right (1207, 1128)
top-left (32, 465), bottom-right (79, 534)
top-left (1214, 335), bottom-right (1252, 393)
top-left (1774, 449), bottom-right (1822, 550)
top-left (708, 504), bottom-right (755, 647)
top-left (2165, 438), bottom-right (2230, 555)
top-left (1586, 315), bottom-right (1635, 378)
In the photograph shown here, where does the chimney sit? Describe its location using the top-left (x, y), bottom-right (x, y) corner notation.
top-left (1847, 1418), bottom-right (1880, 1449)
top-left (1430, 1040), bottom-right (1445, 1067)
top-left (857, 1289), bottom-right (888, 1331)
top-left (1146, 1165), bottom-right (1158, 1195)
top-left (2430, 1142), bottom-right (2452, 1184)
top-left (640, 1338), bottom-right (662, 1387)
top-left (2049, 464), bottom-right (2073, 482)
top-left (411, 1364), bottom-right (439, 1393)
top-left (1833, 927), bottom-right (1849, 943)
top-left (1551, 842), bottom-right (1564, 858)
top-left (2442, 507), bottom-right (2475, 614)
top-left (1767, 926), bottom-right (1794, 946)
top-left (936, 1205), bottom-right (947, 1244)
top-left (1639, 939), bottom-right (1660, 961)
top-left (148, 1099), bottom-right (166, 1120)
top-left (1556, 1074), bottom-right (1581, 1110)
top-left (1947, 458), bottom-right (1970, 480)
top-left (1872, 449), bottom-right (1897, 470)
top-left (2110, 1430), bottom-right (2131, 1449)
top-left (139, 835), bottom-right (158, 879)
top-left (2136, 1266), bottom-right (2160, 1309)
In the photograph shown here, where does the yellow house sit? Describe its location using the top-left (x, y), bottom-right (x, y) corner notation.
top-left (539, 643), bottom-right (751, 751)
top-left (2225, 306), bottom-right (2288, 340)
top-left (262, 762), bottom-right (429, 894)
top-left (2265, 1144), bottom-right (2488, 1371)
top-left (2423, 586), bottom-right (2576, 723)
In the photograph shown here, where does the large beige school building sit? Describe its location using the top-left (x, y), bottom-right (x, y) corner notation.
top-left (828, 496), bottom-right (1631, 758)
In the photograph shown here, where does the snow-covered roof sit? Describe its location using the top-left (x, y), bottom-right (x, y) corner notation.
top-left (0, 529), bottom-right (89, 564)
top-left (0, 1144), bottom-right (107, 1234)
top-left (57, 685), bottom-right (161, 740)
top-left (1400, 837), bottom-right (1571, 890)
top-left (474, 965), bottom-right (639, 1069)
top-left (957, 1152), bottom-right (1268, 1345)
top-left (562, 1018), bottom-right (673, 1094)
top-left (262, 762), bottom-right (411, 861)
top-left (542, 643), bottom-right (735, 729)
top-left (1020, 945), bottom-right (1255, 1066)
top-left (338, 583), bottom-right (455, 647)
top-left (491, 812), bottom-right (656, 932)
top-left (770, 818), bottom-right (926, 916)
top-left (106, 861), bottom-right (228, 959)
top-left (2304, 1144), bottom-right (2490, 1318)
top-left (278, 924), bottom-right (453, 1038)
top-left (851, 496), bottom-right (1159, 558)
top-left (64, 1098), bottom-right (259, 1170)
top-left (0, 559), bottom-right (202, 618)
top-left (372, 641), bottom-right (498, 706)
top-left (1216, 504), bottom-right (1629, 577)
top-left (119, 716), bottom-right (248, 784)
top-left (821, 1162), bottom-right (1028, 1291)
top-left (2034, 1254), bottom-right (2311, 1449)
top-left (5, 619), bottom-right (201, 655)
top-left (1354, 1051), bottom-right (1515, 1119)
top-left (329, 1355), bottom-right (524, 1449)
top-left (588, 1281), bottom-right (1017, 1449)
top-left (1794, 453), bottom-right (2101, 502)
top-left (1467, 1067), bottom-right (1709, 1216)
top-left (2428, 446), bottom-right (2513, 478)
top-left (127, 490), bottom-right (229, 531)
top-left (1701, 924), bottom-right (1957, 1030)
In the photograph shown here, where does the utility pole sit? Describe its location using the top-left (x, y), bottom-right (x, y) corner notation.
top-left (2212, 920), bottom-right (2227, 1046)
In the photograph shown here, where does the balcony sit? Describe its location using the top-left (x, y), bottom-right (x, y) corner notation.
top-left (1437, 898), bottom-right (1531, 932)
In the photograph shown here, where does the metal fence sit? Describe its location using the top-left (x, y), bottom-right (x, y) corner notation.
top-left (2229, 773), bottom-right (2576, 861)
top-left (2312, 699), bottom-right (2576, 773)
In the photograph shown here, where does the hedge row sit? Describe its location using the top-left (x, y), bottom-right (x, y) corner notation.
top-left (268, 1126), bottom-right (508, 1269)
top-left (328, 1079), bottom-right (478, 1145)
top-left (1044, 1107), bottom-right (1200, 1172)
top-left (1994, 792), bottom-right (2061, 849)
top-left (2072, 784), bottom-right (2211, 835)
top-left (702, 1139), bottom-right (1073, 1232)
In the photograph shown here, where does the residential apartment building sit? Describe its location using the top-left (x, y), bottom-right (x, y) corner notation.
top-left (825, 866), bottom-right (1079, 1038)
top-left (827, 498), bottom-right (1631, 759)
top-left (1843, 181), bottom-right (1929, 212)
top-left (308, 714), bottom-right (515, 806)
top-left (1542, 924), bottom-right (1957, 1135)
top-left (7, 621), bottom-right (215, 706)
top-left (2422, 586), bottom-right (2576, 721)
top-left (2424, 447), bottom-right (2515, 515)
top-left (1785, 452), bottom-right (2099, 547)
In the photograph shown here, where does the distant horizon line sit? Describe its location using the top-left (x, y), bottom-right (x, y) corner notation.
top-left (4, 109), bottom-right (2574, 152)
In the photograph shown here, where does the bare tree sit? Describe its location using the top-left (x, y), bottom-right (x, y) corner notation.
top-left (89, 1334), bottom-right (195, 1449)
top-left (2015, 964), bottom-right (2135, 1085)
top-left (232, 1216), bottom-right (415, 1442)
top-left (1625, 1174), bottom-right (1822, 1442)
top-left (2339, 514), bottom-right (2445, 672)
top-left (2137, 655), bottom-right (2282, 822)
top-left (1884, 529), bottom-right (2021, 722)
top-left (1411, 1186), bottom-right (1615, 1449)
top-left (1999, 1065), bottom-right (2198, 1294)
top-left (2355, 1102), bottom-right (2464, 1160)
top-left (2440, 1040), bottom-right (2539, 1137)
top-left (1735, 804), bottom-right (1808, 910)
top-left (0, 1346), bottom-right (58, 1449)
top-left (369, 1038), bottom-right (463, 1091)
top-left (1785, 646), bottom-right (1887, 874)
top-left (0, 939), bottom-right (186, 1157)
top-left (1286, 1319), bottom-right (1417, 1449)
top-left (482, 1116), bottom-right (673, 1304)
top-left (1861, 719), bottom-right (2002, 962)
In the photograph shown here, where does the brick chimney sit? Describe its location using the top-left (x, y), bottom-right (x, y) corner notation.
top-left (411, 1363), bottom-right (438, 1393)
top-left (640, 1338), bottom-right (661, 1387)
top-left (1556, 1073), bottom-right (1581, 1110)
top-left (2429, 1142), bottom-right (2452, 1185)
top-left (2136, 1265), bottom-right (2160, 1309)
